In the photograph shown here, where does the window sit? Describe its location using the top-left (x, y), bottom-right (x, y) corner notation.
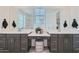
top-left (17, 10), bottom-right (26, 30)
top-left (34, 7), bottom-right (45, 28)
top-left (35, 7), bottom-right (45, 16)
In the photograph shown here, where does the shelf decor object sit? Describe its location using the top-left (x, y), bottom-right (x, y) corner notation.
top-left (72, 19), bottom-right (78, 28)
top-left (12, 20), bottom-right (16, 28)
top-left (2, 19), bottom-right (8, 29)
top-left (35, 27), bottom-right (42, 34)
top-left (63, 20), bottom-right (67, 28)
top-left (56, 11), bottom-right (60, 30)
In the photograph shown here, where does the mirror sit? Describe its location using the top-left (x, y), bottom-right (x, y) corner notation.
top-left (17, 7), bottom-right (60, 32)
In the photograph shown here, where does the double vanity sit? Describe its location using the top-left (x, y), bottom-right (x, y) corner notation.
top-left (0, 30), bottom-right (79, 53)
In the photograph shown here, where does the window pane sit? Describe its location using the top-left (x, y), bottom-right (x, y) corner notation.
top-left (34, 16), bottom-right (41, 28)
top-left (17, 11), bottom-right (26, 30)
top-left (34, 7), bottom-right (45, 28)
top-left (35, 8), bottom-right (45, 16)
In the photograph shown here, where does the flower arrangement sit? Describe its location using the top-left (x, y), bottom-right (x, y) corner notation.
top-left (35, 27), bottom-right (42, 34)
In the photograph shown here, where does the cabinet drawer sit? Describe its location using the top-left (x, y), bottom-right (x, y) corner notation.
top-left (21, 34), bottom-right (28, 39)
top-left (21, 41), bottom-right (28, 43)
top-left (74, 48), bottom-right (79, 51)
top-left (21, 42), bottom-right (28, 47)
top-left (21, 34), bottom-right (28, 37)
top-left (21, 47), bottom-right (28, 52)
top-left (21, 43), bottom-right (28, 47)
top-left (51, 45), bottom-right (57, 48)
top-left (51, 34), bottom-right (57, 37)
top-left (51, 48), bottom-right (57, 52)
top-left (51, 48), bottom-right (57, 50)
top-left (51, 44), bottom-right (57, 46)
top-left (21, 38), bottom-right (28, 41)
top-left (73, 43), bottom-right (79, 48)
top-left (51, 40), bottom-right (57, 43)
top-left (7, 34), bottom-right (20, 38)
top-left (73, 34), bottom-right (79, 38)
top-left (0, 34), bottom-right (6, 37)
top-left (21, 48), bottom-right (26, 50)
top-left (51, 41), bottom-right (57, 44)
top-left (21, 34), bottom-right (28, 52)
top-left (0, 37), bottom-right (6, 49)
top-left (73, 38), bottom-right (79, 42)
top-left (51, 39), bottom-right (57, 43)
top-left (21, 39), bottom-right (28, 44)
top-left (52, 40), bottom-right (57, 42)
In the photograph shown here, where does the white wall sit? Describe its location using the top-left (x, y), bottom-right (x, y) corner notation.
top-left (46, 8), bottom-right (57, 31)
top-left (70, 7), bottom-right (79, 30)
top-left (0, 6), bottom-right (34, 31)
top-left (60, 6), bottom-right (79, 32)
top-left (60, 7), bottom-right (71, 32)
top-left (0, 7), bottom-right (10, 31)
top-left (0, 6), bottom-right (79, 32)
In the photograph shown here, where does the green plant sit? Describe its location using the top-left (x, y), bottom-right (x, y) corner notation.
top-left (35, 27), bottom-right (41, 34)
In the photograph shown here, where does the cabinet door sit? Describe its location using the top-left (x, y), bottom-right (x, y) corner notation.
top-left (63, 34), bottom-right (72, 52)
top-left (21, 34), bottom-right (28, 52)
top-left (0, 34), bottom-right (9, 52)
top-left (7, 35), bottom-right (15, 52)
top-left (0, 35), bottom-right (7, 50)
top-left (50, 34), bottom-right (58, 52)
top-left (73, 34), bottom-right (79, 52)
top-left (58, 34), bottom-right (64, 52)
top-left (0, 35), bottom-right (5, 50)
top-left (7, 34), bottom-right (20, 52)
top-left (14, 34), bottom-right (20, 52)
top-left (47, 37), bottom-right (51, 50)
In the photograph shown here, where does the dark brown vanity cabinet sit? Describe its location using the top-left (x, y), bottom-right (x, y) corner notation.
top-left (58, 34), bottom-right (64, 52)
top-left (49, 34), bottom-right (72, 53)
top-left (7, 34), bottom-right (20, 52)
top-left (0, 34), bottom-right (8, 52)
top-left (73, 34), bottom-right (79, 52)
top-left (0, 34), bottom-right (29, 53)
top-left (63, 34), bottom-right (72, 52)
top-left (49, 34), bottom-right (58, 52)
top-left (21, 34), bottom-right (28, 52)
top-left (0, 34), bottom-right (77, 53)
top-left (58, 34), bottom-right (72, 53)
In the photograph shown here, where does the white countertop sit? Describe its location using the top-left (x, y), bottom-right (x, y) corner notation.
top-left (0, 31), bottom-right (31, 34)
top-left (0, 29), bottom-right (32, 34)
top-left (0, 29), bottom-right (79, 34)
top-left (48, 29), bottom-right (79, 34)
top-left (48, 31), bottom-right (79, 34)
top-left (28, 32), bottom-right (50, 37)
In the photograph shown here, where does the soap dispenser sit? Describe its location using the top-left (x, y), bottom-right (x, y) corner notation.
top-left (72, 19), bottom-right (78, 28)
